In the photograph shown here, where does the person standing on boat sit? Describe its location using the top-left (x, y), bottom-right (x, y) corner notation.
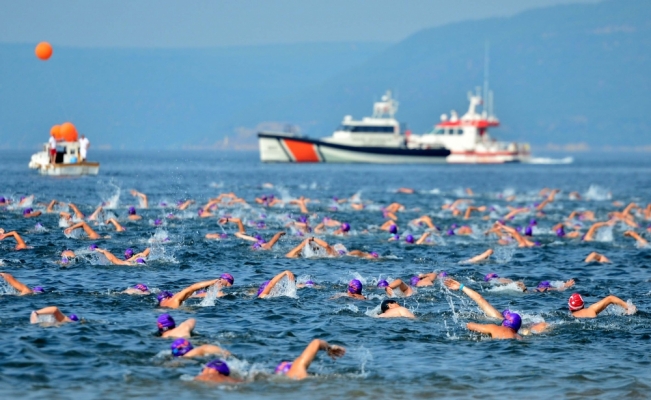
top-left (78, 134), bottom-right (90, 162)
top-left (48, 133), bottom-right (57, 165)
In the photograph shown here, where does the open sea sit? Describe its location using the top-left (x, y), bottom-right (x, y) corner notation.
top-left (1, 150), bottom-right (650, 399)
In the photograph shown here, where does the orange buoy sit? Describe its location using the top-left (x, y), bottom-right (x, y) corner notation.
top-left (60, 122), bottom-right (78, 142)
top-left (35, 42), bottom-right (53, 60)
top-left (50, 125), bottom-right (63, 140)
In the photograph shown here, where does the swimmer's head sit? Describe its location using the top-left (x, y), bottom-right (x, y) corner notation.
top-left (124, 248), bottom-right (134, 259)
top-left (410, 276), bottom-right (420, 286)
top-left (154, 219), bottom-right (162, 226)
top-left (206, 359), bottom-right (230, 376)
top-left (536, 281), bottom-right (551, 291)
top-left (529, 219), bottom-right (537, 226)
top-left (197, 208), bottom-right (204, 215)
top-left (304, 280), bottom-right (315, 287)
top-left (348, 279), bottom-right (363, 295)
top-left (446, 229), bottom-right (455, 236)
top-left (22, 208), bottom-right (33, 215)
top-left (515, 226), bottom-right (523, 233)
top-left (135, 258), bottom-right (146, 264)
top-left (134, 283), bottom-right (149, 292)
top-left (257, 281), bottom-right (270, 297)
top-left (568, 293), bottom-right (584, 311)
top-left (405, 234), bottom-right (415, 244)
top-left (220, 273), bottom-right (234, 286)
top-left (392, 234), bottom-right (400, 240)
top-left (157, 291), bottom-right (174, 304)
top-left (501, 310), bottom-right (521, 332)
top-left (389, 225), bottom-right (398, 234)
top-left (333, 243), bottom-right (347, 255)
top-left (252, 242), bottom-right (262, 249)
top-left (484, 273), bottom-right (499, 282)
top-left (380, 299), bottom-right (397, 313)
top-left (0, 196), bottom-right (5, 203)
top-left (525, 226), bottom-right (533, 236)
top-left (61, 256), bottom-right (69, 264)
top-left (256, 221), bottom-right (265, 229)
top-left (220, 233), bottom-right (228, 239)
top-left (171, 338), bottom-right (194, 357)
top-left (377, 280), bottom-right (389, 288)
top-left (341, 223), bottom-right (351, 232)
top-left (69, 314), bottom-right (79, 322)
top-left (128, 206), bottom-right (136, 215)
top-left (89, 243), bottom-right (98, 251)
top-left (369, 252), bottom-right (379, 258)
top-left (157, 313), bottom-right (176, 332)
top-left (254, 234), bottom-right (263, 241)
top-left (298, 215), bottom-right (307, 223)
top-left (438, 271), bottom-right (448, 278)
top-left (275, 361), bottom-right (293, 375)
top-left (32, 286), bottom-right (44, 293)
top-left (556, 226), bottom-right (565, 237)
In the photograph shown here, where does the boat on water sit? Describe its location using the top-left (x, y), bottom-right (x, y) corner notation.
top-left (258, 88), bottom-right (531, 164)
top-left (29, 141), bottom-right (99, 176)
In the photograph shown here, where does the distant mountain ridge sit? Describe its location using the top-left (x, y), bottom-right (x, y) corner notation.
top-left (0, 0), bottom-right (649, 149)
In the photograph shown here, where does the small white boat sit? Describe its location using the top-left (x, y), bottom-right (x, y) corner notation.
top-left (29, 141), bottom-right (100, 176)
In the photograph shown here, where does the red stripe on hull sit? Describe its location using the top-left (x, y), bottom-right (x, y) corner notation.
top-left (283, 139), bottom-right (320, 162)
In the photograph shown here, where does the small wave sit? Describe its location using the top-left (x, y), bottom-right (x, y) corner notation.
top-left (584, 184), bottom-right (612, 201)
top-left (528, 156), bottom-right (573, 164)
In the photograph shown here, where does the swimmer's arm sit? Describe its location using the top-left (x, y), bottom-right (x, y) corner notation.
top-left (31, 306), bottom-right (67, 323)
top-left (234, 232), bottom-right (258, 242)
top-left (388, 279), bottom-right (413, 296)
top-left (313, 223), bottom-right (325, 233)
top-left (186, 344), bottom-right (230, 358)
top-left (95, 249), bottom-right (130, 265)
top-left (285, 239), bottom-right (310, 258)
top-left (466, 322), bottom-right (496, 335)
top-left (288, 339), bottom-right (345, 379)
top-left (68, 203), bottom-right (85, 219)
top-left (444, 279), bottom-right (503, 320)
top-left (415, 232), bottom-right (430, 245)
top-left (588, 295), bottom-right (633, 315)
top-left (311, 238), bottom-right (336, 255)
top-left (46, 200), bottom-right (58, 213)
top-left (260, 270), bottom-right (295, 297)
top-left (88, 205), bottom-right (103, 221)
top-left (262, 232), bottom-right (285, 250)
top-left (128, 248), bottom-right (151, 261)
top-left (0, 272), bottom-right (32, 295)
top-left (465, 249), bottom-right (493, 263)
top-left (174, 278), bottom-right (222, 304)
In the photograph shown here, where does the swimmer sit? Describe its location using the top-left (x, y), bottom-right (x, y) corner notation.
top-left (194, 359), bottom-right (242, 384)
top-left (87, 205), bottom-right (104, 221)
top-left (552, 222), bottom-right (582, 239)
top-left (177, 199), bottom-right (194, 210)
top-left (30, 306), bottom-right (79, 324)
top-left (464, 206), bottom-right (486, 220)
top-left (378, 279), bottom-right (414, 297)
top-left (0, 272), bottom-right (44, 295)
top-left (344, 279), bottom-right (366, 299)
top-left (123, 283), bottom-right (150, 295)
top-left (347, 249), bottom-right (379, 260)
top-left (218, 217), bottom-right (247, 234)
top-left (285, 237), bottom-right (336, 258)
top-left (0, 228), bottom-right (28, 250)
top-left (410, 215), bottom-right (436, 230)
top-left (296, 279), bottom-right (318, 289)
top-left (496, 224), bottom-right (536, 247)
top-left (397, 187), bottom-right (415, 194)
top-left (567, 293), bottom-right (636, 318)
top-left (313, 217), bottom-right (342, 233)
top-left (583, 220), bottom-right (615, 241)
top-left (67, 203), bottom-right (85, 220)
top-left (127, 206), bottom-right (142, 221)
top-left (22, 208), bottom-right (42, 218)
top-left (157, 277), bottom-right (226, 308)
top-left (584, 252), bottom-right (611, 263)
top-left (377, 299), bottom-right (415, 318)
top-left (190, 273), bottom-right (234, 298)
top-left (105, 218), bottom-right (126, 232)
top-left (18, 195), bottom-right (35, 207)
top-left (289, 196), bottom-right (310, 214)
top-left (94, 248), bottom-right (147, 266)
top-left (170, 338), bottom-right (230, 358)
top-left (483, 273), bottom-right (527, 291)
top-left (64, 221), bottom-right (103, 239)
top-left (623, 230), bottom-right (648, 246)
top-left (332, 222), bottom-right (351, 236)
top-left (236, 231), bottom-right (286, 250)
top-left (408, 272), bottom-right (443, 287)
top-left (156, 313), bottom-right (196, 338)
top-left (130, 190), bottom-right (148, 208)
top-left (380, 220), bottom-right (398, 232)
top-left (444, 278), bottom-right (526, 339)
top-left (503, 207), bottom-right (529, 221)
top-left (274, 339), bottom-right (346, 380)
top-left (533, 279), bottom-right (575, 292)
top-left (0, 196), bottom-right (10, 207)
top-left (463, 249), bottom-right (493, 263)
top-left (46, 200), bottom-right (62, 213)
top-left (257, 270), bottom-right (295, 298)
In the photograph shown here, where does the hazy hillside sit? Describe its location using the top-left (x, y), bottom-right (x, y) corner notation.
top-left (0, 0), bottom-right (649, 150)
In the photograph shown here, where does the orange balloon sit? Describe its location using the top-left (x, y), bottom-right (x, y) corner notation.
top-left (60, 122), bottom-right (78, 142)
top-left (35, 42), bottom-right (53, 60)
top-left (50, 125), bottom-right (61, 138)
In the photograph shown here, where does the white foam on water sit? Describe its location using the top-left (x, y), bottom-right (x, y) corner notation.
top-left (584, 184), bottom-right (612, 201)
top-left (199, 283), bottom-right (222, 307)
top-left (486, 282), bottom-right (524, 293)
top-left (301, 242), bottom-right (328, 258)
top-left (365, 304), bottom-right (382, 317)
top-left (0, 278), bottom-right (19, 295)
top-left (98, 180), bottom-right (121, 209)
top-left (528, 156), bottom-right (573, 164)
top-left (494, 246), bottom-right (516, 264)
top-left (334, 303), bottom-right (359, 314)
top-left (36, 314), bottom-right (56, 324)
top-left (596, 225), bottom-right (613, 242)
top-left (267, 276), bottom-right (297, 298)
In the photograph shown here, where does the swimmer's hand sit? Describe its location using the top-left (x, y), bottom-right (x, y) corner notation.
top-left (626, 303), bottom-right (637, 315)
top-left (563, 279), bottom-right (575, 289)
top-left (326, 345), bottom-right (346, 360)
top-left (444, 278), bottom-right (461, 290)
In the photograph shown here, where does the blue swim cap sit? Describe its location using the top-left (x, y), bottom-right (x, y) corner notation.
top-left (410, 276), bottom-right (420, 286)
top-left (171, 338), bottom-right (194, 357)
top-left (135, 283), bottom-right (149, 292)
top-left (32, 286), bottom-right (44, 293)
top-left (124, 248), bottom-right (134, 259)
top-left (257, 281), bottom-right (270, 297)
top-left (69, 314), bottom-right (79, 322)
top-left (157, 313), bottom-right (176, 331)
top-left (341, 223), bottom-right (351, 232)
top-left (275, 361), bottom-right (293, 375)
top-left (389, 225), bottom-right (398, 234)
top-left (206, 359), bottom-right (230, 376)
top-left (484, 273), bottom-right (499, 282)
top-left (128, 206), bottom-right (136, 215)
top-left (405, 234), bottom-right (414, 244)
top-left (157, 291), bottom-right (174, 304)
top-left (377, 280), bottom-right (389, 288)
top-left (348, 279), bottom-right (363, 295)
top-left (501, 310), bottom-right (522, 332)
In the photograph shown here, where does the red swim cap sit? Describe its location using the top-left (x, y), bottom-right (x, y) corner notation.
top-left (568, 293), bottom-right (584, 311)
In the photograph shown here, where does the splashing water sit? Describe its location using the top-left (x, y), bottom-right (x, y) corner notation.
top-left (494, 247), bottom-right (516, 264)
top-left (0, 278), bottom-right (19, 295)
top-left (301, 243), bottom-right (328, 258)
top-left (199, 283), bottom-right (222, 307)
top-left (268, 276), bottom-right (297, 298)
top-left (98, 180), bottom-right (121, 209)
top-left (584, 185), bottom-right (612, 201)
top-left (596, 225), bottom-right (613, 242)
top-left (35, 314), bottom-right (56, 324)
top-left (486, 282), bottom-right (525, 293)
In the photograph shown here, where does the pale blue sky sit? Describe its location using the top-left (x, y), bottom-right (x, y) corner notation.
top-left (0, 0), bottom-right (602, 47)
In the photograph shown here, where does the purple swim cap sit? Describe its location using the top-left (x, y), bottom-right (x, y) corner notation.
top-left (405, 234), bottom-right (414, 244)
top-left (410, 276), bottom-right (420, 286)
top-left (135, 258), bottom-right (146, 264)
top-left (20, 196), bottom-right (25, 201)
top-left (451, 224), bottom-right (458, 229)
top-left (370, 252), bottom-right (379, 258)
top-left (197, 208), bottom-right (204, 215)
top-left (69, 314), bottom-right (79, 322)
top-left (524, 226), bottom-right (533, 236)
top-left (537, 281), bottom-right (551, 290)
top-left (348, 279), bottom-right (363, 295)
top-left (252, 242), bottom-right (262, 249)
top-left (341, 223), bottom-right (351, 232)
top-left (171, 338), bottom-right (194, 357)
top-left (167, 213), bottom-right (174, 219)
top-left (389, 225), bottom-right (398, 234)
top-left (157, 291), bottom-right (174, 304)
top-left (220, 273), bottom-right (234, 285)
top-left (23, 208), bottom-right (33, 215)
top-left (134, 283), bottom-right (149, 292)
top-left (61, 256), bottom-right (69, 264)
top-left (501, 310), bottom-right (522, 332)
top-left (275, 361), bottom-right (293, 375)
top-left (515, 226), bottom-right (523, 233)
top-left (128, 206), bottom-right (136, 215)
top-left (438, 271), bottom-right (448, 278)
top-left (529, 219), bottom-right (537, 226)
top-left (298, 215), bottom-right (307, 223)
top-left (392, 234), bottom-right (400, 240)
top-left (32, 286), bottom-right (45, 293)
top-left (89, 243), bottom-right (98, 250)
top-left (206, 360), bottom-right (230, 376)
top-left (254, 234), bottom-right (263, 241)
top-left (377, 280), bottom-right (389, 288)
top-left (260, 195), bottom-right (268, 201)
top-left (446, 229), bottom-right (455, 236)
top-left (154, 219), bottom-right (162, 226)
top-left (484, 273), bottom-right (499, 282)
top-left (556, 226), bottom-right (565, 237)
top-left (338, 249), bottom-right (346, 255)
top-left (304, 280), bottom-right (315, 287)
top-left (256, 221), bottom-right (265, 229)
top-left (157, 313), bottom-right (176, 331)
top-left (220, 233), bottom-right (228, 239)
top-left (0, 196), bottom-right (5, 203)
top-left (257, 281), bottom-right (270, 297)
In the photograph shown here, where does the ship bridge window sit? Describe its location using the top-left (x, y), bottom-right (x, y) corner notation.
top-left (340, 125), bottom-right (396, 133)
top-left (457, 129), bottom-right (463, 135)
top-left (435, 128), bottom-right (445, 135)
top-left (447, 129), bottom-right (455, 135)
